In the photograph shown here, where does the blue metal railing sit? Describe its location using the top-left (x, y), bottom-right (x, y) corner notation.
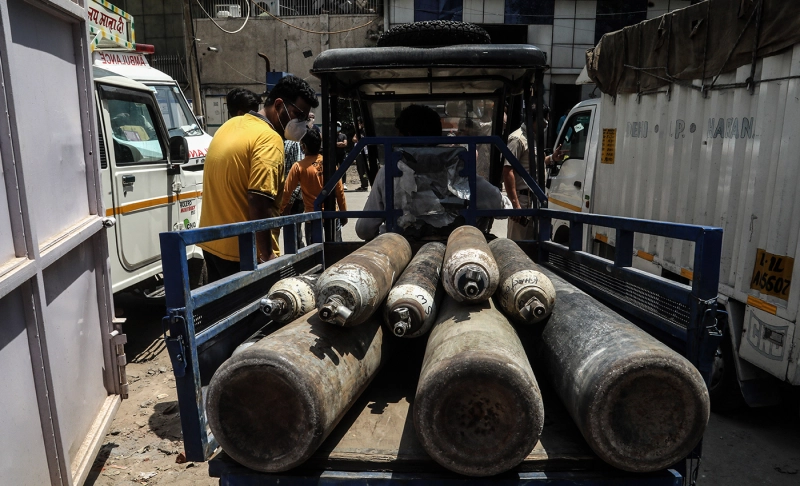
top-left (159, 135), bottom-right (723, 464)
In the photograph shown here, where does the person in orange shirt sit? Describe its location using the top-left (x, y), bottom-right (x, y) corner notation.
top-left (281, 129), bottom-right (347, 243)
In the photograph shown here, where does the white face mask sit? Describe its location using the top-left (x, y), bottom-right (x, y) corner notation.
top-left (281, 104), bottom-right (307, 142)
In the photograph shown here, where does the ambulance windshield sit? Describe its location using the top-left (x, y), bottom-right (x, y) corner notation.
top-left (152, 85), bottom-right (203, 137)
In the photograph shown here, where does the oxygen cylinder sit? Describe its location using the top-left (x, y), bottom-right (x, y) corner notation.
top-left (538, 266), bottom-right (710, 472)
top-left (442, 226), bottom-right (499, 303)
top-left (414, 297), bottom-right (544, 477)
top-left (488, 238), bottom-right (555, 325)
top-left (384, 242), bottom-right (446, 338)
top-left (206, 312), bottom-right (389, 473)
top-left (317, 233), bottom-right (412, 326)
top-left (260, 275), bottom-right (318, 324)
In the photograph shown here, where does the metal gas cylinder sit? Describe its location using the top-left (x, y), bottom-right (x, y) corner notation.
top-left (317, 233), bottom-right (412, 326)
top-left (414, 297), bottom-right (544, 477)
top-left (488, 238), bottom-right (555, 325)
top-left (231, 329), bottom-right (268, 357)
top-left (384, 242), bottom-right (446, 338)
top-left (206, 312), bottom-right (389, 473)
top-left (442, 226), bottom-right (499, 303)
top-left (260, 275), bottom-right (318, 324)
top-left (538, 266), bottom-right (710, 473)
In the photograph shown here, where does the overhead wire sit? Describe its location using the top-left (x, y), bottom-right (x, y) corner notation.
top-left (192, 0), bottom-right (379, 36)
top-left (252, 3), bottom-right (379, 34)
top-left (195, 0), bottom-right (250, 34)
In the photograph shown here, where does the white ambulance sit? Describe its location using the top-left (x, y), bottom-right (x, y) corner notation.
top-left (88, 0), bottom-right (212, 168)
top-left (89, 0), bottom-right (206, 293)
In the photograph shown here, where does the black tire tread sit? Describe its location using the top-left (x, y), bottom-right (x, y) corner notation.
top-left (377, 20), bottom-right (491, 48)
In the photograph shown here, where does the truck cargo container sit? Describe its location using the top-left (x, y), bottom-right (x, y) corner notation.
top-left (548, 0), bottom-right (800, 410)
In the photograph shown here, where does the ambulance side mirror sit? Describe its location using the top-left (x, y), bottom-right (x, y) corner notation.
top-left (169, 136), bottom-right (189, 165)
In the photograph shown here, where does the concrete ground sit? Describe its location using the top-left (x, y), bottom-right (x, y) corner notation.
top-left (87, 178), bottom-right (800, 485)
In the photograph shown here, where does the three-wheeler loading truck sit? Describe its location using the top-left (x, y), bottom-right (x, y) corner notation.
top-left (160, 30), bottom-right (724, 486)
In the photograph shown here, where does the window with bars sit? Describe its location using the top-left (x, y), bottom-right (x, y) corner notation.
top-left (192, 0), bottom-right (382, 18)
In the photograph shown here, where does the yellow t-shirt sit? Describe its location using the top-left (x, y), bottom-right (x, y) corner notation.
top-left (199, 113), bottom-right (285, 261)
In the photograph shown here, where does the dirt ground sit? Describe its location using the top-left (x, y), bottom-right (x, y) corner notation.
top-left (85, 298), bottom-right (215, 486)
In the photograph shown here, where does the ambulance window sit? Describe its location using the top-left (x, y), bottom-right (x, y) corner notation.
top-left (152, 85), bottom-right (202, 137)
top-left (106, 99), bottom-right (166, 164)
top-left (557, 111), bottom-right (591, 160)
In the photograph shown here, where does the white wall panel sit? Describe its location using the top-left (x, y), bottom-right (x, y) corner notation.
top-left (483, 0), bottom-right (504, 24)
top-left (391, 0), bottom-right (414, 24)
top-left (462, 0), bottom-right (483, 23)
top-left (553, 0), bottom-right (575, 45)
top-left (6, 0), bottom-right (91, 246)
top-left (528, 24), bottom-right (553, 54)
top-left (0, 151), bottom-right (18, 266)
top-left (551, 45), bottom-right (573, 68)
top-left (42, 240), bottom-right (108, 465)
top-left (0, 289), bottom-right (52, 486)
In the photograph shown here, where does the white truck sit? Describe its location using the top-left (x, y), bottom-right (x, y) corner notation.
top-left (547, 0), bottom-right (800, 410)
top-left (88, 0), bottom-right (206, 293)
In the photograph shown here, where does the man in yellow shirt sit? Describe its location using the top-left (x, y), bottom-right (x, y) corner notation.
top-left (199, 75), bottom-right (318, 282)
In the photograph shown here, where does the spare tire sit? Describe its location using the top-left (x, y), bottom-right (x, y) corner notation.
top-left (377, 20), bottom-right (491, 48)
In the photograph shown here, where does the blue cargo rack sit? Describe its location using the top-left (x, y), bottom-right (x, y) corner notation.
top-left (159, 136), bottom-right (722, 485)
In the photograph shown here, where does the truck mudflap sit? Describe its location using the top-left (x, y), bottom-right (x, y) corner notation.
top-left (159, 136), bottom-right (723, 482)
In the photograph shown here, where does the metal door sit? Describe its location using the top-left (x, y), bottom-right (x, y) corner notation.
top-left (547, 107), bottom-right (596, 215)
top-left (0, 1), bottom-right (123, 485)
top-left (99, 83), bottom-right (173, 270)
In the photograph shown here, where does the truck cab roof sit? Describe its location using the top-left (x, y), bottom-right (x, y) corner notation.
top-left (93, 66), bottom-right (155, 92)
top-left (92, 53), bottom-right (174, 82)
top-left (572, 98), bottom-right (600, 109)
top-left (311, 44), bottom-right (547, 95)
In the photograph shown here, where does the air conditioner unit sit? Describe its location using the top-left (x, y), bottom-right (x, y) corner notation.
top-left (216, 4), bottom-right (242, 18)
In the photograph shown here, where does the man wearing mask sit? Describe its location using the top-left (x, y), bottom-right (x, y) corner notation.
top-left (199, 75), bottom-right (318, 282)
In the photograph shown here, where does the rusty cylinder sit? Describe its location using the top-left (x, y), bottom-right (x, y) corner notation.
top-left (316, 233), bottom-right (412, 326)
top-left (260, 275), bottom-right (318, 324)
top-left (538, 267), bottom-right (710, 472)
top-left (488, 238), bottom-right (555, 325)
top-left (414, 297), bottom-right (544, 477)
top-left (384, 242), bottom-right (446, 338)
top-left (442, 226), bottom-right (499, 303)
top-left (206, 312), bottom-right (389, 472)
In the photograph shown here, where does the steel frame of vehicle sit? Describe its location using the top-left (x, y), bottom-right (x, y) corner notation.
top-left (160, 132), bottom-right (723, 485)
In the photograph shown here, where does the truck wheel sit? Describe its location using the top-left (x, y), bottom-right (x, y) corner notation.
top-left (709, 330), bottom-right (746, 413)
top-left (188, 258), bottom-right (208, 290)
top-left (377, 21), bottom-right (491, 48)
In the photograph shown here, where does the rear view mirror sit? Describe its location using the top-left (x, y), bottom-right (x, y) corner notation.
top-left (169, 136), bottom-right (189, 165)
